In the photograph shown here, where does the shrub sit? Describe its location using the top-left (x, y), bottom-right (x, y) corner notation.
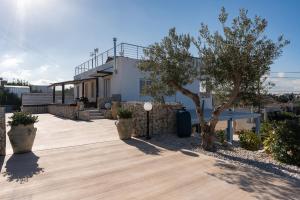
top-left (215, 130), bottom-right (226, 144)
top-left (8, 112), bottom-right (38, 126)
top-left (268, 111), bottom-right (298, 122)
top-left (268, 120), bottom-right (300, 166)
top-left (117, 108), bottom-right (132, 119)
top-left (239, 130), bottom-right (261, 151)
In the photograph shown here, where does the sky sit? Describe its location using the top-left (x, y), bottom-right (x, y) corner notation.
top-left (0, 0), bottom-right (299, 93)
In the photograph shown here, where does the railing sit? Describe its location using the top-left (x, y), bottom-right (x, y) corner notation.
top-left (74, 42), bottom-right (202, 76)
top-left (74, 43), bottom-right (146, 75)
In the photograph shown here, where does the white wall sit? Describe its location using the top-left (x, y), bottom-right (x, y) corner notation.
top-left (74, 57), bottom-right (213, 110)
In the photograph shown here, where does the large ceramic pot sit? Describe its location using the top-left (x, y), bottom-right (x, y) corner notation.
top-left (111, 101), bottom-right (121, 120)
top-left (8, 124), bottom-right (37, 154)
top-left (115, 118), bottom-right (133, 140)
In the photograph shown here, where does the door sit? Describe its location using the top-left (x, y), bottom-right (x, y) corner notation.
top-left (103, 79), bottom-right (111, 98)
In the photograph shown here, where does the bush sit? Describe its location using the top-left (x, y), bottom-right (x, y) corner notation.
top-left (267, 120), bottom-right (300, 166)
top-left (117, 108), bottom-right (132, 119)
top-left (215, 130), bottom-right (226, 144)
top-left (239, 130), bottom-right (261, 151)
top-left (268, 111), bottom-right (298, 121)
top-left (260, 121), bottom-right (278, 153)
top-left (8, 112), bottom-right (38, 126)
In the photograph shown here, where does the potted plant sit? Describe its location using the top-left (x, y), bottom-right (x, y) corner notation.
top-left (115, 108), bottom-right (133, 140)
top-left (78, 97), bottom-right (89, 110)
top-left (7, 112), bottom-right (38, 154)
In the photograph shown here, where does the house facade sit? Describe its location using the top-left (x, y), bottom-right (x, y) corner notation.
top-left (72, 40), bottom-right (212, 110)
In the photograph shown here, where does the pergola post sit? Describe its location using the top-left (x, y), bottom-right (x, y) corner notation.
top-left (96, 78), bottom-right (99, 107)
top-left (82, 82), bottom-right (85, 97)
top-left (226, 118), bottom-right (233, 143)
top-left (254, 117), bottom-right (261, 136)
top-left (62, 83), bottom-right (65, 104)
top-left (52, 86), bottom-right (56, 103)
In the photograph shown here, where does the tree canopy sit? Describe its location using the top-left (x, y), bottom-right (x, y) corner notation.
top-left (139, 7), bottom-right (289, 150)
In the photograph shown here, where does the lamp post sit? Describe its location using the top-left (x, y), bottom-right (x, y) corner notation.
top-left (143, 102), bottom-right (153, 140)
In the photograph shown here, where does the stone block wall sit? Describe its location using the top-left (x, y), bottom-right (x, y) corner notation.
top-left (0, 107), bottom-right (6, 156)
top-left (48, 104), bottom-right (78, 120)
top-left (22, 105), bottom-right (49, 114)
top-left (122, 102), bottom-right (183, 137)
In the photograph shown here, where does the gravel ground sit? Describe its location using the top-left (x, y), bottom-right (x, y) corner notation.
top-left (149, 133), bottom-right (300, 180)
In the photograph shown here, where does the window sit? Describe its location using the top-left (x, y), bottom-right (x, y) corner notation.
top-left (139, 79), bottom-right (151, 95)
top-left (91, 82), bottom-right (95, 98)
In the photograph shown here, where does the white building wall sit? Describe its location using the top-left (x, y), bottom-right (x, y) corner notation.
top-left (73, 57), bottom-right (213, 110)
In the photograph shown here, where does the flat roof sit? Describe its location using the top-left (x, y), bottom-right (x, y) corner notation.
top-left (49, 77), bottom-right (97, 87)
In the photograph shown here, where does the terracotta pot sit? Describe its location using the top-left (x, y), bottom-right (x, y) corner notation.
top-left (8, 124), bottom-right (37, 154)
top-left (115, 118), bottom-right (133, 140)
top-left (111, 101), bottom-right (121, 120)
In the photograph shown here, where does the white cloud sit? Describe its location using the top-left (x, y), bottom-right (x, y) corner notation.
top-left (267, 77), bottom-right (300, 93)
top-left (0, 54), bottom-right (24, 69)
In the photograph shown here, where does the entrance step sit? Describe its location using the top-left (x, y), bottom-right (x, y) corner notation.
top-left (86, 109), bottom-right (105, 120)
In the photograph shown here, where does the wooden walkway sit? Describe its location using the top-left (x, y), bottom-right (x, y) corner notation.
top-left (1, 114), bottom-right (299, 200)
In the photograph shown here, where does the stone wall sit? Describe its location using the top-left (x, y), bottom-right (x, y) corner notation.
top-left (48, 104), bottom-right (78, 120)
top-left (0, 107), bottom-right (6, 156)
top-left (22, 105), bottom-right (49, 114)
top-left (121, 102), bottom-right (183, 137)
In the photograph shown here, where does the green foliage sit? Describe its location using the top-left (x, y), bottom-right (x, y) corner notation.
top-left (6, 79), bottom-right (30, 86)
top-left (215, 130), bottom-right (226, 144)
top-left (139, 28), bottom-right (195, 100)
top-left (266, 120), bottom-right (300, 166)
top-left (117, 108), bottom-right (133, 119)
top-left (138, 7), bottom-right (288, 150)
top-left (8, 112), bottom-right (38, 126)
top-left (268, 111), bottom-right (298, 121)
top-left (194, 7), bottom-right (289, 105)
top-left (239, 130), bottom-right (261, 151)
top-left (260, 122), bottom-right (276, 153)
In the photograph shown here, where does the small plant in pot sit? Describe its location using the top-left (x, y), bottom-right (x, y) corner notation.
top-left (8, 112), bottom-right (38, 154)
top-left (115, 108), bottom-right (133, 140)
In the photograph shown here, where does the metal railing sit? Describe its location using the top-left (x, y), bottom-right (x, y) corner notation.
top-left (74, 42), bottom-right (202, 76)
top-left (74, 43), bottom-right (146, 75)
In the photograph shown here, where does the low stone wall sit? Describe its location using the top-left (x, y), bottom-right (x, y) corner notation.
top-left (22, 105), bottom-right (49, 114)
top-left (48, 104), bottom-right (78, 120)
top-left (0, 107), bottom-right (6, 156)
top-left (121, 102), bottom-right (183, 137)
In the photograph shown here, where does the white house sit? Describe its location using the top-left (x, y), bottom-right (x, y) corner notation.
top-left (53, 40), bottom-right (212, 110)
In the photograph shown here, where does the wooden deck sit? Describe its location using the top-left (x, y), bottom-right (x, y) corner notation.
top-left (1, 114), bottom-right (299, 200)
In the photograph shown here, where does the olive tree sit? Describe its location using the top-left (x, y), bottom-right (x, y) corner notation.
top-left (139, 7), bottom-right (289, 150)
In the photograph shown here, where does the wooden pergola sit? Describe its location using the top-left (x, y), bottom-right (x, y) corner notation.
top-left (49, 78), bottom-right (98, 104)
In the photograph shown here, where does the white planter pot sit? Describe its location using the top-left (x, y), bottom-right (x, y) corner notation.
top-left (8, 124), bottom-right (37, 154)
top-left (115, 118), bottom-right (133, 140)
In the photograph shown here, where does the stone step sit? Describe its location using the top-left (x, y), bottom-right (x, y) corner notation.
top-left (90, 115), bottom-right (105, 119)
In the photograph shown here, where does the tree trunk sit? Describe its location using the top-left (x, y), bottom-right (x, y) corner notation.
top-left (201, 124), bottom-right (215, 151)
top-left (195, 106), bottom-right (216, 151)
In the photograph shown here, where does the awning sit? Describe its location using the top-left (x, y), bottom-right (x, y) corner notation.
top-left (48, 77), bottom-right (97, 87)
top-left (91, 67), bottom-right (113, 78)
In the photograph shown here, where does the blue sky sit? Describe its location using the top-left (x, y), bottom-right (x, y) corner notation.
top-left (0, 0), bottom-right (299, 92)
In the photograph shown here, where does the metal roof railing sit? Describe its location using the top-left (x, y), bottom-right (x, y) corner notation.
top-left (74, 43), bottom-right (146, 75)
top-left (74, 42), bottom-right (202, 76)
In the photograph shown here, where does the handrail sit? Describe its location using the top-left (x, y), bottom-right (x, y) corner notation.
top-left (74, 43), bottom-right (147, 76)
top-left (74, 42), bottom-right (201, 76)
